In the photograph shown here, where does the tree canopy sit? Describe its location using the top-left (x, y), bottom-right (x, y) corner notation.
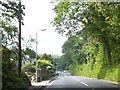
top-left (52, 2), bottom-right (120, 81)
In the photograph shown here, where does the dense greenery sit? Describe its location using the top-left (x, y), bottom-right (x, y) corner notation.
top-left (2, 47), bottom-right (31, 89)
top-left (38, 59), bottom-right (54, 80)
top-left (38, 54), bottom-right (55, 80)
top-left (0, 0), bottom-right (32, 89)
top-left (39, 53), bottom-right (53, 62)
top-left (52, 2), bottom-right (120, 82)
top-left (22, 53), bottom-right (55, 81)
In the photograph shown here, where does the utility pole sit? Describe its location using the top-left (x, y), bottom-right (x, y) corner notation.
top-left (18, 0), bottom-right (22, 78)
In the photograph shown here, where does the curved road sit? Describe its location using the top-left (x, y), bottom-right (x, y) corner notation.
top-left (44, 71), bottom-right (119, 90)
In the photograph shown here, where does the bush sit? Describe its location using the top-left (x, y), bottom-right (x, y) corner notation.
top-left (38, 59), bottom-right (54, 80)
top-left (2, 61), bottom-right (31, 89)
top-left (22, 63), bottom-right (36, 73)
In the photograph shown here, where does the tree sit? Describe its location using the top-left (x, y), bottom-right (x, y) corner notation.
top-left (40, 53), bottom-right (53, 62)
top-left (52, 2), bottom-right (120, 67)
top-left (51, 2), bottom-right (120, 80)
top-left (38, 59), bottom-right (54, 80)
top-left (0, 0), bottom-right (25, 47)
top-left (1, 0), bottom-right (26, 82)
top-left (23, 48), bottom-right (36, 62)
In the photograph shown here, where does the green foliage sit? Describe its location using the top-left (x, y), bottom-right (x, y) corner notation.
top-left (69, 62), bottom-right (118, 82)
top-left (53, 2), bottom-right (120, 82)
top-left (2, 61), bottom-right (31, 89)
top-left (24, 48), bottom-right (36, 59)
top-left (22, 36), bottom-right (36, 50)
top-left (1, 0), bottom-right (34, 88)
top-left (38, 59), bottom-right (53, 70)
top-left (0, 0), bottom-right (25, 47)
top-left (38, 59), bottom-right (54, 80)
top-left (22, 58), bottom-right (54, 81)
top-left (39, 53), bottom-right (53, 62)
top-left (1, 0), bottom-right (27, 62)
top-left (22, 63), bottom-right (36, 73)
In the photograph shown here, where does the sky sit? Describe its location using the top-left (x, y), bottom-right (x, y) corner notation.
top-left (21, 0), bottom-right (67, 56)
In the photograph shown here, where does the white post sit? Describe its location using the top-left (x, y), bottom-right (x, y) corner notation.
top-left (36, 32), bottom-right (38, 82)
top-left (35, 29), bottom-right (46, 82)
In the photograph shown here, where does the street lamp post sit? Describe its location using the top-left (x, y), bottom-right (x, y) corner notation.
top-left (36, 29), bottom-right (46, 82)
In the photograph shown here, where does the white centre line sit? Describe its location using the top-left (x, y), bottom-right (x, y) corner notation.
top-left (70, 77), bottom-right (80, 82)
top-left (76, 79), bottom-right (80, 82)
top-left (81, 81), bottom-right (88, 86)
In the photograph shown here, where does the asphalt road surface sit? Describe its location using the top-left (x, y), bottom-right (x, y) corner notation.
top-left (44, 71), bottom-right (119, 90)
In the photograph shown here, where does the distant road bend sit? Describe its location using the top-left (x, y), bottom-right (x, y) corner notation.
top-left (44, 71), bottom-right (119, 90)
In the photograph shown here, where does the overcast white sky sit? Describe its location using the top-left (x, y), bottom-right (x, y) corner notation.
top-left (21, 0), bottom-right (67, 56)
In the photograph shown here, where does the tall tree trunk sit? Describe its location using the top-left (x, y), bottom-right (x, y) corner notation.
top-left (102, 32), bottom-right (112, 66)
top-left (18, 1), bottom-right (22, 78)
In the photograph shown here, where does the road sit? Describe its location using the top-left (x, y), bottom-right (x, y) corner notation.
top-left (43, 71), bottom-right (119, 90)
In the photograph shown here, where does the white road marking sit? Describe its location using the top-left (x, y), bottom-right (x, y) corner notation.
top-left (70, 77), bottom-right (89, 87)
top-left (70, 77), bottom-right (80, 82)
top-left (76, 79), bottom-right (80, 82)
top-left (70, 77), bottom-right (76, 80)
top-left (81, 81), bottom-right (88, 86)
